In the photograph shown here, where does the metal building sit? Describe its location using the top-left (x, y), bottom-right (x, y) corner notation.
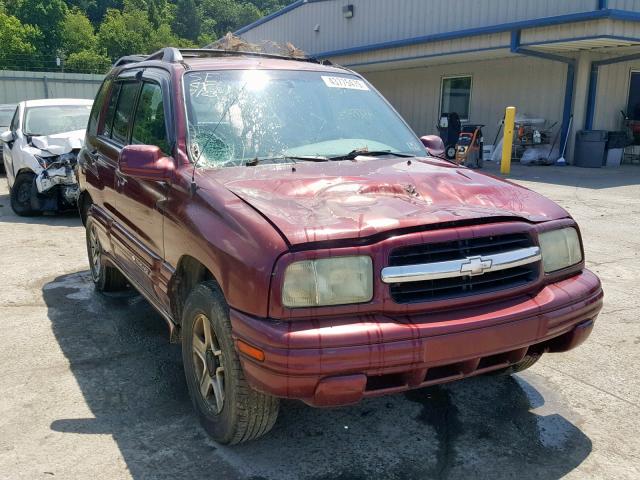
top-left (236, 0), bottom-right (640, 163)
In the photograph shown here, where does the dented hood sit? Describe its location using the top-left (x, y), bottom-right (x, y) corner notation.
top-left (204, 158), bottom-right (569, 246)
top-left (30, 129), bottom-right (85, 156)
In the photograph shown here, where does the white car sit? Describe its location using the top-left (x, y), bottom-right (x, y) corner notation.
top-left (0, 103), bottom-right (17, 173)
top-left (0, 98), bottom-right (93, 216)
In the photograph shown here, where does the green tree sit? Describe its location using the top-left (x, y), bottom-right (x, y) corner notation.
top-left (123, 0), bottom-right (173, 28)
top-left (65, 49), bottom-right (112, 73)
top-left (147, 23), bottom-right (195, 52)
top-left (73, 0), bottom-right (124, 25)
top-left (0, 11), bottom-right (41, 69)
top-left (97, 8), bottom-right (153, 59)
top-left (60, 10), bottom-right (96, 55)
top-left (198, 0), bottom-right (261, 39)
top-left (172, 0), bottom-right (200, 41)
top-left (14, 0), bottom-right (68, 54)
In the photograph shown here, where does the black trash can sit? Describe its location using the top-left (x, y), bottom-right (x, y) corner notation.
top-left (574, 130), bottom-right (608, 168)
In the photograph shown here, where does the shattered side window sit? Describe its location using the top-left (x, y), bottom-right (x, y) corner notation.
top-left (183, 70), bottom-right (425, 168)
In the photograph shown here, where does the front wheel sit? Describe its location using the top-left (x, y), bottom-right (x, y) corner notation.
top-left (10, 172), bottom-right (41, 216)
top-left (182, 281), bottom-right (279, 444)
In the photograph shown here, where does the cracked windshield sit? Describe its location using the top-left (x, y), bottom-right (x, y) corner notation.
top-left (184, 69), bottom-right (426, 167)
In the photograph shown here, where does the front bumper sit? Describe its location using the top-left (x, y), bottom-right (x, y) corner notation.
top-left (231, 269), bottom-right (603, 407)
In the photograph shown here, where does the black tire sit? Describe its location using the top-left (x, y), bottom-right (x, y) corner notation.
top-left (446, 145), bottom-right (457, 159)
top-left (182, 281), bottom-right (279, 445)
top-left (491, 352), bottom-right (542, 376)
top-left (85, 216), bottom-right (128, 292)
top-left (10, 172), bottom-right (41, 217)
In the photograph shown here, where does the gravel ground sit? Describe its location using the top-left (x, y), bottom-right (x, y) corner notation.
top-left (0, 163), bottom-right (639, 480)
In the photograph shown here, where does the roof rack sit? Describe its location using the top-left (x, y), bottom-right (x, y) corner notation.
top-left (176, 48), bottom-right (322, 64)
top-left (114, 47), bottom-right (331, 68)
top-left (113, 54), bottom-right (147, 67)
top-left (145, 47), bottom-right (184, 63)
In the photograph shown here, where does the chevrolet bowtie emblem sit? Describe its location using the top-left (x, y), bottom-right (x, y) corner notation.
top-left (460, 256), bottom-right (493, 276)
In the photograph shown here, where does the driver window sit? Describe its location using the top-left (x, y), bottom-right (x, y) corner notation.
top-left (10, 108), bottom-right (19, 132)
top-left (131, 82), bottom-right (169, 154)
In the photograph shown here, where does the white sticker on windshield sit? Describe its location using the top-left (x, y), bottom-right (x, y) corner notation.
top-left (322, 76), bottom-right (370, 91)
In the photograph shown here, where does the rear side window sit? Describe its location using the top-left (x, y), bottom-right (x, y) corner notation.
top-left (111, 82), bottom-right (140, 144)
top-left (131, 82), bottom-right (169, 154)
top-left (88, 79), bottom-right (112, 136)
top-left (101, 83), bottom-right (121, 138)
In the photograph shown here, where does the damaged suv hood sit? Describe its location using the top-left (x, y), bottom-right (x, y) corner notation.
top-left (205, 158), bottom-right (569, 245)
top-left (29, 129), bottom-right (85, 156)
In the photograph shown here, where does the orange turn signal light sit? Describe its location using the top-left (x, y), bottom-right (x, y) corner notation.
top-left (237, 340), bottom-right (265, 362)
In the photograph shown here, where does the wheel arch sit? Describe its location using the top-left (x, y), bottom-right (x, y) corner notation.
top-left (168, 254), bottom-right (219, 326)
top-left (78, 190), bottom-right (93, 226)
top-left (14, 167), bottom-right (36, 178)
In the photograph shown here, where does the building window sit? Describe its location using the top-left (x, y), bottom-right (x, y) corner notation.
top-left (440, 75), bottom-right (472, 121)
top-left (627, 71), bottom-right (640, 120)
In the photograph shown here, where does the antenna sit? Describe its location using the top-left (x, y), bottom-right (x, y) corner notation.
top-left (189, 81), bottom-right (249, 196)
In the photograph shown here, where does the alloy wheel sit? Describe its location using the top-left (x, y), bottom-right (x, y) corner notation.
top-left (88, 225), bottom-right (102, 281)
top-left (192, 313), bottom-right (225, 414)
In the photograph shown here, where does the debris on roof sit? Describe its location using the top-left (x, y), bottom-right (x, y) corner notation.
top-left (206, 33), bottom-right (308, 59)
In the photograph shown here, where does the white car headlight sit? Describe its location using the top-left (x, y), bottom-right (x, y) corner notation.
top-left (282, 256), bottom-right (373, 308)
top-left (538, 227), bottom-right (583, 273)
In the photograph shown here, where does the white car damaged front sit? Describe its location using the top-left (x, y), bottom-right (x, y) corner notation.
top-left (27, 129), bottom-right (84, 207)
top-left (1, 98), bottom-right (92, 216)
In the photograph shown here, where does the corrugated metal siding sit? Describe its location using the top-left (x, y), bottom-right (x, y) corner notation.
top-left (0, 71), bottom-right (103, 104)
top-left (241, 0), bottom-right (597, 56)
top-left (609, 0), bottom-right (640, 12)
top-left (336, 33), bottom-right (511, 68)
top-left (593, 59), bottom-right (640, 131)
top-left (611, 19), bottom-right (640, 38)
top-left (364, 56), bottom-right (566, 144)
top-left (521, 19), bottom-right (611, 45)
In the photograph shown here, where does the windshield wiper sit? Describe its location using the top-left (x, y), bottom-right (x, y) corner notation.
top-left (328, 149), bottom-right (414, 161)
top-left (245, 155), bottom-right (329, 166)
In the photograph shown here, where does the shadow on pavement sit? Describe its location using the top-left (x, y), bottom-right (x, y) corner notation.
top-left (0, 193), bottom-right (82, 226)
top-left (44, 271), bottom-right (592, 480)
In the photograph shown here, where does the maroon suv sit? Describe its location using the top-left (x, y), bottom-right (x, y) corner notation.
top-left (77, 47), bottom-right (603, 444)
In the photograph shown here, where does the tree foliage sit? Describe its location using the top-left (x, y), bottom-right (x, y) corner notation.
top-left (1, 0), bottom-right (292, 73)
top-left (13, 0), bottom-right (68, 53)
top-left (61, 9), bottom-right (96, 55)
top-left (0, 11), bottom-right (41, 69)
top-left (65, 49), bottom-right (112, 73)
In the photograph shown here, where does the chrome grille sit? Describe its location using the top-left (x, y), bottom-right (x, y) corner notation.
top-left (384, 233), bottom-right (540, 304)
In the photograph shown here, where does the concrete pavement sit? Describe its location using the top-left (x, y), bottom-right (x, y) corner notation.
top-left (0, 163), bottom-right (638, 479)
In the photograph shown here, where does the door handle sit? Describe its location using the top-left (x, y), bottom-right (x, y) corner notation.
top-left (115, 172), bottom-right (127, 188)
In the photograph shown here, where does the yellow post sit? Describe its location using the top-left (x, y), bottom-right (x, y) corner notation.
top-left (501, 106), bottom-right (516, 175)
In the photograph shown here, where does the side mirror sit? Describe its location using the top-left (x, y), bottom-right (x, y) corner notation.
top-left (420, 135), bottom-right (445, 158)
top-left (118, 145), bottom-right (175, 182)
top-left (0, 130), bottom-right (14, 143)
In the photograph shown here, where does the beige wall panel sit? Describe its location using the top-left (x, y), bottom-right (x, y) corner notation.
top-left (364, 56), bottom-right (566, 144)
top-left (241, 0), bottom-right (597, 56)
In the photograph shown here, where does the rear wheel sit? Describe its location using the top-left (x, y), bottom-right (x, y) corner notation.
top-left (10, 172), bottom-right (40, 217)
top-left (85, 217), bottom-right (128, 292)
top-left (182, 281), bottom-right (279, 444)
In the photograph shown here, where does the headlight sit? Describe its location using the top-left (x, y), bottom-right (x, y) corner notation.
top-left (34, 155), bottom-right (51, 168)
top-left (282, 256), bottom-right (373, 308)
top-left (538, 227), bottom-right (583, 273)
